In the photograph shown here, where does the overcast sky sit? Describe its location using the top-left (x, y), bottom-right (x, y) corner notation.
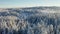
top-left (0, 0), bottom-right (60, 8)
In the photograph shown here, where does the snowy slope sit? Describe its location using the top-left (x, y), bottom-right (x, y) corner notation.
top-left (0, 7), bottom-right (60, 34)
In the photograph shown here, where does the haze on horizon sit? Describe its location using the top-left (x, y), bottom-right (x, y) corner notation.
top-left (0, 0), bottom-right (60, 8)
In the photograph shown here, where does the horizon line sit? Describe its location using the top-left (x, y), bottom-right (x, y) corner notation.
top-left (0, 5), bottom-right (60, 8)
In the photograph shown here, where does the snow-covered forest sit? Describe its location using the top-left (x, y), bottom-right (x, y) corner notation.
top-left (0, 7), bottom-right (60, 34)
